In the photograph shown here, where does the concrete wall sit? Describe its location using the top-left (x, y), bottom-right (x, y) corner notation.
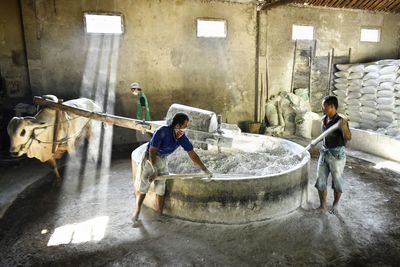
top-left (10, 1), bottom-right (400, 145)
top-left (264, 5), bottom-right (400, 98)
top-left (348, 128), bottom-right (400, 163)
top-left (0, 0), bottom-right (30, 99)
top-left (20, 0), bottom-right (258, 145)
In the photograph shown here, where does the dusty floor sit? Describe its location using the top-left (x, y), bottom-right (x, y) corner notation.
top-left (0, 146), bottom-right (400, 266)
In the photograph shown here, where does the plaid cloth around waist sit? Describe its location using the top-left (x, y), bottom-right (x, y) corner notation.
top-left (320, 146), bottom-right (346, 162)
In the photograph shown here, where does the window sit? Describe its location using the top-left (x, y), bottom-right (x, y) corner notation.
top-left (84, 13), bottom-right (123, 34)
top-left (197, 19), bottom-right (227, 38)
top-left (292, 25), bottom-right (314, 40)
top-left (360, 28), bottom-right (380, 42)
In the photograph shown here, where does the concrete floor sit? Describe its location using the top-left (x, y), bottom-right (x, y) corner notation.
top-left (0, 143), bottom-right (400, 266)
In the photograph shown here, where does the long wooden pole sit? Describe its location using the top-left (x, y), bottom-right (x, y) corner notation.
top-left (290, 40), bottom-right (297, 93)
top-left (52, 99), bottom-right (63, 153)
top-left (33, 96), bottom-right (161, 134)
top-left (33, 96), bottom-right (234, 148)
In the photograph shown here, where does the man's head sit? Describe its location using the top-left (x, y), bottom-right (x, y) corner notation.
top-left (322, 95), bottom-right (338, 118)
top-left (130, 82), bottom-right (142, 95)
top-left (170, 113), bottom-right (190, 129)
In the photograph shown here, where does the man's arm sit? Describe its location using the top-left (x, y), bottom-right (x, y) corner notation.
top-left (340, 118), bottom-right (352, 141)
top-left (148, 146), bottom-right (158, 181)
top-left (187, 150), bottom-right (211, 175)
top-left (140, 96), bottom-right (147, 121)
top-left (149, 146), bottom-right (158, 165)
top-left (141, 106), bottom-right (147, 121)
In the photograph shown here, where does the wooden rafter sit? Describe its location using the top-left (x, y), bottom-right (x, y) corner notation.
top-left (258, 0), bottom-right (305, 10)
top-left (256, 0), bottom-right (400, 13)
top-left (303, 0), bottom-right (400, 13)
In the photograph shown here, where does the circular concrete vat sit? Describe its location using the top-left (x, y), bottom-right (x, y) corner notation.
top-left (142, 133), bottom-right (310, 224)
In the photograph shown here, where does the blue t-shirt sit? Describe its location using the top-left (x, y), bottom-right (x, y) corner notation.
top-left (149, 125), bottom-right (193, 157)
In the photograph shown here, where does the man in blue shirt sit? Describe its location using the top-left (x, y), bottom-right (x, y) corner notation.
top-left (132, 113), bottom-right (212, 223)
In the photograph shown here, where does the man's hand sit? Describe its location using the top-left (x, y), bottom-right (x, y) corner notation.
top-left (145, 160), bottom-right (158, 182)
top-left (203, 169), bottom-right (213, 178)
top-left (149, 174), bottom-right (157, 182)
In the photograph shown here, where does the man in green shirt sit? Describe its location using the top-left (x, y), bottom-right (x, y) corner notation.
top-left (130, 82), bottom-right (151, 121)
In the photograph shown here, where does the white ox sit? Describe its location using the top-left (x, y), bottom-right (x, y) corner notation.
top-left (7, 95), bottom-right (101, 179)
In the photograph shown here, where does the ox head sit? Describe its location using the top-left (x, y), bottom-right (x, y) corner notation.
top-left (7, 117), bottom-right (46, 157)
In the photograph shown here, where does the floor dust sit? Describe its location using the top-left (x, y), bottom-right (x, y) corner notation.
top-left (0, 151), bottom-right (399, 266)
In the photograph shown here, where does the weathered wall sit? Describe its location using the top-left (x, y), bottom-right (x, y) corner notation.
top-left (14, 1), bottom-right (400, 145)
top-left (20, 0), bottom-right (257, 144)
top-left (264, 5), bottom-right (400, 98)
top-left (0, 0), bottom-right (30, 99)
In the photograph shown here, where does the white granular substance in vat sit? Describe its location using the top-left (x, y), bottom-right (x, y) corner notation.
top-left (168, 145), bottom-right (302, 176)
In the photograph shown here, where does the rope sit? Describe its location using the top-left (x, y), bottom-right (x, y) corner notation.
top-left (32, 118), bottom-right (93, 144)
top-left (22, 114), bottom-right (94, 151)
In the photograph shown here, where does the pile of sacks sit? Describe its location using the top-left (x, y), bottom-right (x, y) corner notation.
top-left (333, 59), bottom-right (400, 138)
top-left (265, 89), bottom-right (320, 138)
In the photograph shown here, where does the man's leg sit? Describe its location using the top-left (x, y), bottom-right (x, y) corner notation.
top-left (133, 191), bottom-right (146, 221)
top-left (329, 155), bottom-right (346, 214)
top-left (315, 154), bottom-right (329, 213)
top-left (154, 156), bottom-right (167, 216)
top-left (330, 191), bottom-right (342, 214)
top-left (318, 190), bottom-right (328, 213)
top-left (156, 194), bottom-right (165, 215)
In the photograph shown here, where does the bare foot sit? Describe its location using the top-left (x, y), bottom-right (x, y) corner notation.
top-left (132, 219), bottom-right (142, 228)
top-left (316, 206), bottom-right (328, 214)
top-left (153, 214), bottom-right (169, 223)
top-left (329, 205), bottom-right (339, 215)
top-left (131, 212), bottom-right (139, 223)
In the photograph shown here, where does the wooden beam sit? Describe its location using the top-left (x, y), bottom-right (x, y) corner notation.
top-left (376, 1), bottom-right (391, 11)
top-left (369, 0), bottom-right (386, 10)
top-left (393, 2), bottom-right (400, 12)
top-left (323, 0), bottom-right (334, 5)
top-left (52, 99), bottom-right (63, 153)
top-left (33, 96), bottom-right (235, 148)
top-left (329, 0), bottom-right (343, 6)
top-left (33, 96), bottom-right (160, 134)
top-left (332, 0), bottom-right (347, 8)
top-left (386, 1), bottom-right (399, 11)
top-left (258, 0), bottom-right (305, 10)
top-left (316, 0), bottom-right (327, 5)
top-left (346, 0), bottom-right (358, 8)
top-left (360, 0), bottom-right (377, 9)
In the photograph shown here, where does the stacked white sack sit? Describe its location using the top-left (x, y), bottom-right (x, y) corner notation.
top-left (355, 63), bottom-right (379, 130)
top-left (376, 64), bottom-right (398, 128)
top-left (395, 68), bottom-right (400, 122)
top-left (333, 64), bottom-right (350, 114)
top-left (335, 64), bottom-right (364, 128)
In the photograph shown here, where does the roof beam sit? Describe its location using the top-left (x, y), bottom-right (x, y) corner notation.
top-left (359, 0), bottom-right (376, 9)
top-left (386, 1), bottom-right (399, 11)
top-left (369, 0), bottom-right (387, 10)
top-left (331, 0), bottom-right (347, 8)
top-left (257, 0), bottom-right (306, 10)
top-left (258, 0), bottom-right (400, 13)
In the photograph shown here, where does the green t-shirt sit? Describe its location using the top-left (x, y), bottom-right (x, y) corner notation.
top-left (136, 92), bottom-right (151, 120)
